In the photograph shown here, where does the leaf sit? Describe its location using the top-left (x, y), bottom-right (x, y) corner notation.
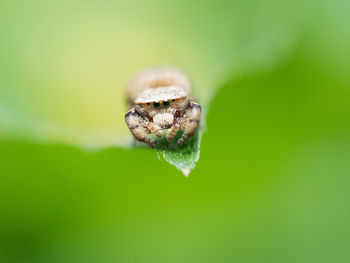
top-left (156, 130), bottom-right (201, 176)
top-left (0, 0), bottom-right (298, 174)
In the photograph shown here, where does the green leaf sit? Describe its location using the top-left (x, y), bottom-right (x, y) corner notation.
top-left (0, 0), bottom-right (300, 174)
top-left (156, 130), bottom-right (201, 176)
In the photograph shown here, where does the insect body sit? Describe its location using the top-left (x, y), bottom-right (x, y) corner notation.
top-left (125, 67), bottom-right (201, 147)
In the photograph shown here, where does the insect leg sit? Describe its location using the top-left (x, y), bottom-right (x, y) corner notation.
top-left (125, 109), bottom-right (157, 146)
top-left (166, 124), bottom-right (180, 141)
top-left (148, 122), bottom-right (163, 138)
top-left (177, 102), bottom-right (201, 144)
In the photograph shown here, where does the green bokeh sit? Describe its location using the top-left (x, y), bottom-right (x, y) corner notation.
top-left (1, 0), bottom-right (350, 262)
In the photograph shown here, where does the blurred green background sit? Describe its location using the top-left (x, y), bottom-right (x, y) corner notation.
top-left (1, 0), bottom-right (350, 262)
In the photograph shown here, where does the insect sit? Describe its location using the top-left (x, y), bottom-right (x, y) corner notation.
top-left (125, 67), bottom-right (201, 147)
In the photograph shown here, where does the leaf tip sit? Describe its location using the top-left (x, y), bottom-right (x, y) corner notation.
top-left (181, 168), bottom-right (191, 177)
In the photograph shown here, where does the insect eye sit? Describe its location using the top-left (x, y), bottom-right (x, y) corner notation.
top-left (162, 101), bottom-right (170, 106)
top-left (153, 102), bottom-right (161, 108)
